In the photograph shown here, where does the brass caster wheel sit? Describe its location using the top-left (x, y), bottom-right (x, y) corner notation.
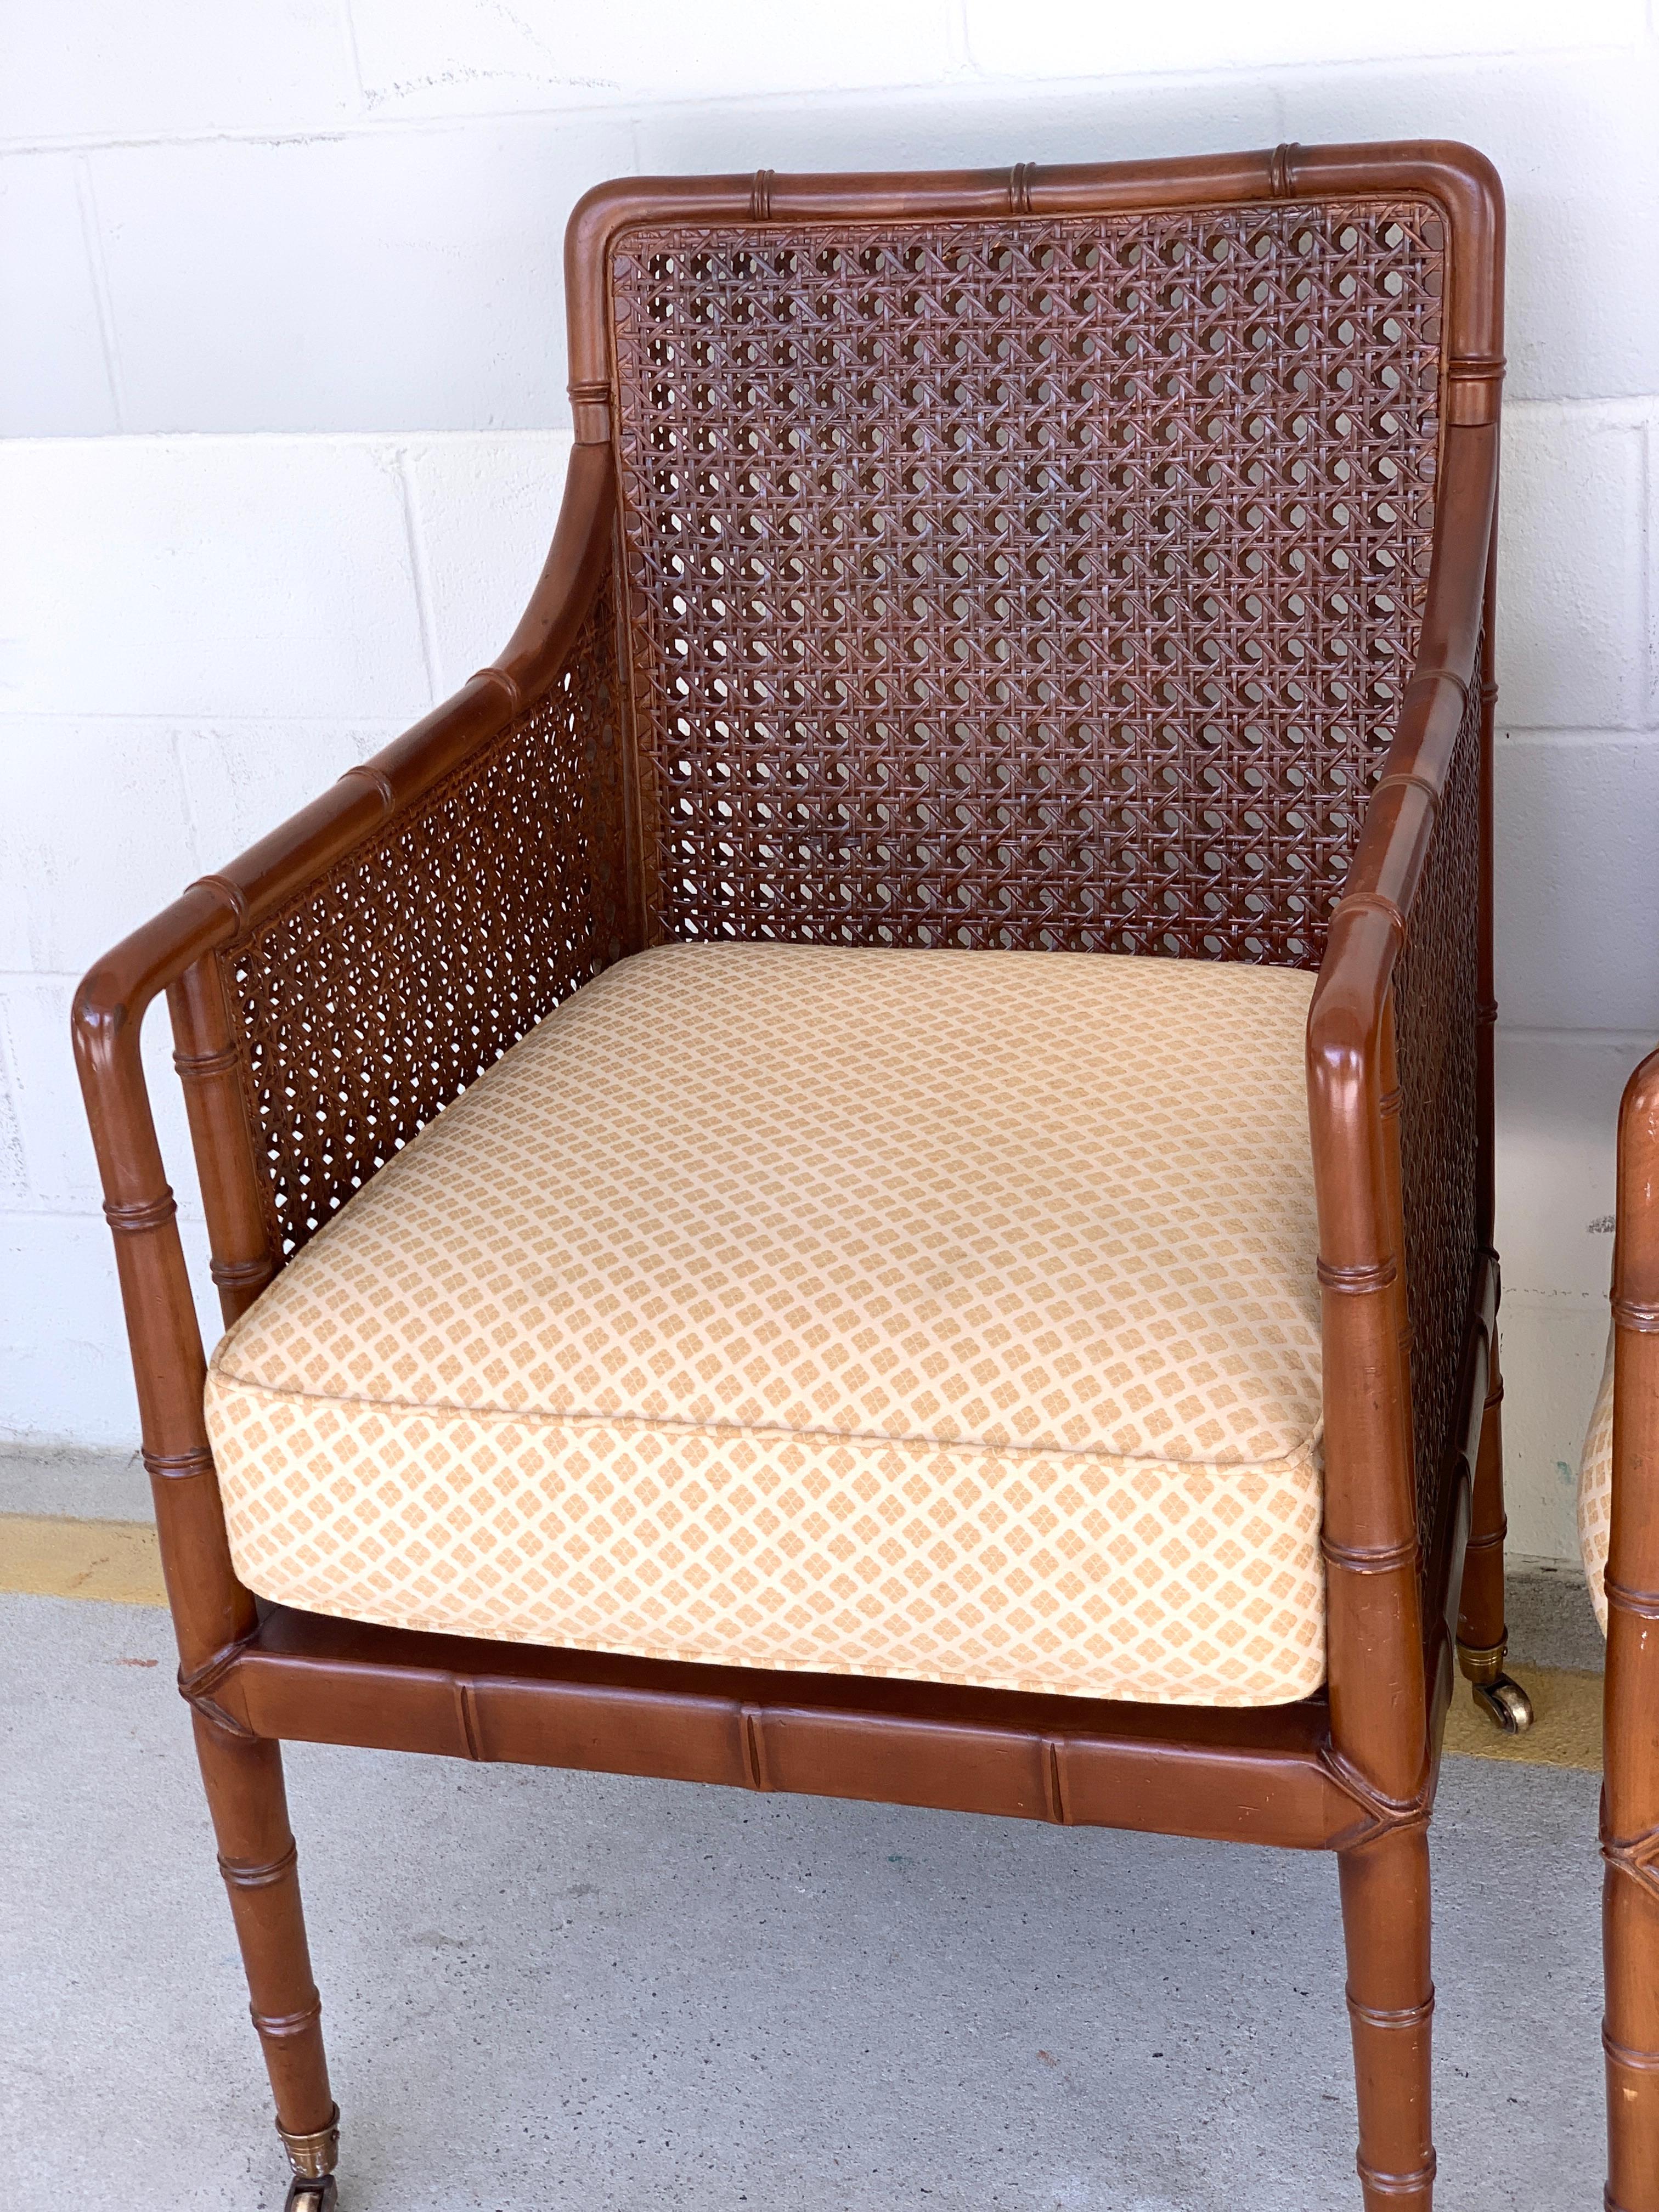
top-left (1471, 1673), bottom-right (1534, 1734)
top-left (284, 2179), bottom-right (337, 2212)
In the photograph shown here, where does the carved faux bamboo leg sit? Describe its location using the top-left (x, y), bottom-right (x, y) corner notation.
top-left (1455, 1331), bottom-right (1533, 1731)
top-left (1603, 1820), bottom-right (1659, 2210)
top-left (1603, 1052), bottom-right (1659, 2212)
top-left (1339, 1824), bottom-right (1436, 2210)
top-left (1602, 1462), bottom-right (1659, 2211)
top-left (193, 1711), bottom-right (340, 2208)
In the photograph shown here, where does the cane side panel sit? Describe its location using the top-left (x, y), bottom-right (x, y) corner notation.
top-left (1391, 664), bottom-right (1482, 1577)
top-left (223, 575), bottom-right (628, 1261)
top-left (610, 199), bottom-right (1444, 964)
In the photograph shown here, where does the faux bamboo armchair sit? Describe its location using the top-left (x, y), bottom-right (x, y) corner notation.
top-left (1582, 1054), bottom-right (1659, 2212)
top-left (75, 142), bottom-right (1520, 2210)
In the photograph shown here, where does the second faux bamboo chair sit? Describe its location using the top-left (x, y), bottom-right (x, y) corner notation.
top-left (1580, 1057), bottom-right (1659, 2212)
top-left (75, 140), bottom-right (1518, 2209)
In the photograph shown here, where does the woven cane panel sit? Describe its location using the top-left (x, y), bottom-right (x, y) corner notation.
top-left (1391, 670), bottom-right (1481, 1572)
top-left (610, 199), bottom-right (1444, 963)
top-left (225, 577), bottom-right (629, 1260)
top-left (206, 942), bottom-right (1327, 1707)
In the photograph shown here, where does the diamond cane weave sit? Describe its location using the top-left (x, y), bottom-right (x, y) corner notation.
top-left (1392, 666), bottom-right (1482, 1572)
top-left (609, 199), bottom-right (1446, 964)
top-left (224, 577), bottom-right (629, 1259)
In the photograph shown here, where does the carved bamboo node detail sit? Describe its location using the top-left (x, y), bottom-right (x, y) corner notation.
top-left (567, 376), bottom-right (612, 439)
top-left (1008, 162), bottom-right (1035, 215)
top-left (340, 763), bottom-right (395, 810)
top-left (476, 663), bottom-right (522, 711)
top-left (1448, 354), bottom-right (1505, 383)
top-left (1338, 888), bottom-right (1408, 940)
top-left (252, 1995), bottom-right (323, 2040)
top-left (142, 1444), bottom-right (216, 1481)
top-left (190, 871), bottom-right (250, 928)
top-left (1446, 354), bottom-right (1504, 426)
top-left (1356, 2152), bottom-right (1438, 2194)
top-left (1376, 769), bottom-right (1443, 805)
top-left (1613, 1297), bottom-right (1659, 1335)
top-left (103, 1192), bottom-right (177, 1235)
top-left (750, 168), bottom-right (774, 221)
top-left (173, 1041), bottom-right (241, 1077)
top-left (219, 1839), bottom-right (300, 1891)
top-left (211, 1254), bottom-right (275, 1289)
top-left (1461, 1516), bottom-right (1508, 1555)
top-left (1346, 1990), bottom-right (1436, 2032)
top-left (1602, 2028), bottom-right (1659, 2074)
top-left (1321, 1534), bottom-right (1419, 1575)
top-left (1317, 1256), bottom-right (1399, 1294)
top-left (1605, 1576), bottom-right (1659, 1622)
top-left (1268, 143), bottom-right (1299, 199)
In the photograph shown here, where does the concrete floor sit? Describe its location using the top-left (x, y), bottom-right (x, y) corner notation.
top-left (0, 1583), bottom-right (1605, 2212)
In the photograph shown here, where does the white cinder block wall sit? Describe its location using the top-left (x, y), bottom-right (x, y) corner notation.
top-left (3, 3), bottom-right (1655, 1561)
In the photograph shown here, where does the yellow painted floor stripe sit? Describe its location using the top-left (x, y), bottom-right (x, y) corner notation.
top-left (0, 1514), bottom-right (1606, 1770)
top-left (1443, 1664), bottom-right (1602, 1773)
top-left (0, 1514), bottom-right (167, 1607)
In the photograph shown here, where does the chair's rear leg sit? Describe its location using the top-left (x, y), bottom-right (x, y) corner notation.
top-left (1455, 1336), bottom-right (1534, 1732)
top-left (1339, 1824), bottom-right (1436, 2211)
top-left (193, 1712), bottom-right (340, 2210)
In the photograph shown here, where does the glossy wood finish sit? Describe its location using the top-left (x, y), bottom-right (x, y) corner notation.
top-left (71, 142), bottom-right (1507, 2205)
top-left (1604, 1047), bottom-right (1659, 2212)
top-left (1341, 1824), bottom-right (1437, 2208)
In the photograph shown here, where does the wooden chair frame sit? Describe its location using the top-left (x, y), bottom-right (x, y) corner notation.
top-left (73, 142), bottom-right (1511, 2210)
top-left (1602, 1050), bottom-right (1659, 2212)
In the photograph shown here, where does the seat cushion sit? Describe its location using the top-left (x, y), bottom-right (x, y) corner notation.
top-left (1579, 1328), bottom-right (1615, 1633)
top-left (206, 943), bottom-right (1326, 1706)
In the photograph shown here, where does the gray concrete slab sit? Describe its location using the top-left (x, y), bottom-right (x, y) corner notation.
top-left (0, 1591), bottom-right (1604, 2211)
top-left (0, 1442), bottom-right (151, 1521)
top-left (1507, 1558), bottom-right (1605, 1674)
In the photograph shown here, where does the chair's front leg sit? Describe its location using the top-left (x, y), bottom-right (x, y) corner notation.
top-left (1338, 1822), bottom-right (1436, 2210)
top-left (193, 1712), bottom-right (340, 2210)
top-left (1604, 1858), bottom-right (1659, 2212)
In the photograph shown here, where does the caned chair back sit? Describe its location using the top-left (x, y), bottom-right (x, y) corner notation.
top-left (600, 181), bottom-right (1448, 964)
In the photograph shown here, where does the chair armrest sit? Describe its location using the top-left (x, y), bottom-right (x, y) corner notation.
top-left (74, 438), bottom-right (627, 1335)
top-left (1306, 414), bottom-right (1498, 1807)
top-left (1608, 1054), bottom-right (1659, 1612)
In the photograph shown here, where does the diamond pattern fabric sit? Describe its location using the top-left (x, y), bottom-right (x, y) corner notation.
top-left (205, 943), bottom-right (1327, 1706)
top-left (1579, 1327), bottom-right (1615, 1634)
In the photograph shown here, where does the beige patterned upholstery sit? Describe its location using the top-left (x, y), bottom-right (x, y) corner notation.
top-left (205, 943), bottom-right (1327, 1706)
top-left (1579, 1328), bottom-right (1615, 1633)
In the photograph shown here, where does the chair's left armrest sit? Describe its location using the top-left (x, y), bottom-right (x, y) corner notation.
top-left (70, 441), bottom-right (626, 1673)
top-left (1607, 1049), bottom-right (1659, 1697)
top-left (1306, 414), bottom-right (1498, 1807)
